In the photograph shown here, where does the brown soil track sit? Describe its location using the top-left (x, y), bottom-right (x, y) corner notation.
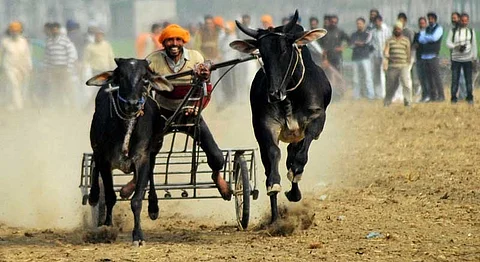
top-left (1, 95), bottom-right (480, 261)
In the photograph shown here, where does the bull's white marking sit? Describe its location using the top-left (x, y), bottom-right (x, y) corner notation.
top-left (267, 184), bottom-right (282, 195)
top-left (122, 118), bottom-right (137, 157)
top-left (287, 169), bottom-right (302, 183)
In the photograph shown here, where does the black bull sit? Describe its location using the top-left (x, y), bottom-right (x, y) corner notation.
top-left (86, 58), bottom-right (172, 245)
top-left (231, 10), bottom-right (332, 222)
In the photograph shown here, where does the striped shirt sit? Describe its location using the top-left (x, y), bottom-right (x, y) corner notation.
top-left (44, 34), bottom-right (78, 68)
top-left (384, 36), bottom-right (411, 68)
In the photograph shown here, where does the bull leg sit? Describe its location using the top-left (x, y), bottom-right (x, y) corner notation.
top-left (147, 152), bottom-right (159, 220)
top-left (98, 165), bottom-right (116, 226)
top-left (285, 111), bottom-right (327, 202)
top-left (131, 160), bottom-right (149, 246)
top-left (88, 162), bottom-right (100, 206)
top-left (254, 120), bottom-right (281, 223)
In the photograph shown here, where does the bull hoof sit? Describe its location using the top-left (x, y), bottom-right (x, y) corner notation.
top-left (267, 184), bottom-right (282, 196)
top-left (88, 194), bottom-right (99, 207)
top-left (285, 190), bottom-right (302, 202)
top-left (148, 212), bottom-right (159, 221)
top-left (132, 240), bottom-right (146, 247)
top-left (287, 169), bottom-right (302, 183)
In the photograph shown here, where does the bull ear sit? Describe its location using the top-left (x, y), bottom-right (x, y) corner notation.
top-left (230, 39), bottom-right (258, 54)
top-left (149, 74), bottom-right (174, 92)
top-left (294, 28), bottom-right (327, 46)
top-left (86, 71), bottom-right (114, 86)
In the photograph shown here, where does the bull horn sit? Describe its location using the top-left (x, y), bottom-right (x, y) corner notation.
top-left (235, 20), bottom-right (258, 38)
top-left (283, 9), bottom-right (299, 33)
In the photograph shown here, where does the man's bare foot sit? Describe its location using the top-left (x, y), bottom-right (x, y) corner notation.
top-left (212, 171), bottom-right (232, 200)
top-left (120, 178), bottom-right (136, 199)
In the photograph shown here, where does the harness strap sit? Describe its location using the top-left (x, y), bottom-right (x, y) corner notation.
top-left (286, 44), bottom-right (305, 92)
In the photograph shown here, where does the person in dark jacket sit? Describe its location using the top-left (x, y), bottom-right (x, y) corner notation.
top-left (418, 12), bottom-right (444, 101)
top-left (350, 17), bottom-right (374, 99)
top-left (319, 14), bottom-right (350, 73)
top-left (413, 17), bottom-right (431, 102)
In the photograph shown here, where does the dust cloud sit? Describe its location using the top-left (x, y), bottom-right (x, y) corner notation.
top-left (0, 107), bottom-right (92, 229)
top-left (0, 66), bottom-right (351, 232)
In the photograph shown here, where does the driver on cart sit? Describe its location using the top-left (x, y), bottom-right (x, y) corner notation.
top-left (120, 24), bottom-right (232, 201)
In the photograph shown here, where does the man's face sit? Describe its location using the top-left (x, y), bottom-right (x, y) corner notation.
top-left (451, 14), bottom-right (459, 25)
top-left (310, 20), bottom-right (318, 29)
top-left (460, 16), bottom-right (469, 28)
top-left (94, 32), bottom-right (104, 42)
top-left (419, 19), bottom-right (427, 29)
top-left (163, 37), bottom-right (184, 58)
top-left (375, 19), bottom-right (382, 28)
top-left (356, 20), bottom-right (365, 31)
top-left (370, 11), bottom-right (378, 20)
top-left (205, 18), bottom-right (215, 30)
top-left (428, 16), bottom-right (436, 26)
top-left (398, 17), bottom-right (406, 26)
top-left (393, 27), bottom-right (402, 36)
top-left (323, 19), bottom-right (330, 28)
top-left (242, 16), bottom-right (251, 26)
top-left (330, 17), bottom-right (338, 27)
top-left (51, 26), bottom-right (60, 36)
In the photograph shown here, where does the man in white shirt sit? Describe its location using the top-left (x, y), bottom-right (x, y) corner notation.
top-left (0, 22), bottom-right (32, 110)
top-left (446, 13), bottom-right (477, 104)
top-left (371, 15), bottom-right (391, 99)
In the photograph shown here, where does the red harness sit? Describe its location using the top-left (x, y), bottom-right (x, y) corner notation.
top-left (159, 83), bottom-right (213, 108)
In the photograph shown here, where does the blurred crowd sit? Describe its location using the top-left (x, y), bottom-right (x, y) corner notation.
top-left (0, 8), bottom-right (478, 111)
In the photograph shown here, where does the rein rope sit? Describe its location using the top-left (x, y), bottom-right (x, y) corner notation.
top-left (106, 84), bottom-right (148, 157)
top-left (255, 43), bottom-right (306, 93)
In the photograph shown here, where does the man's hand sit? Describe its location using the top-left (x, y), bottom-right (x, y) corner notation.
top-left (194, 61), bottom-right (213, 81)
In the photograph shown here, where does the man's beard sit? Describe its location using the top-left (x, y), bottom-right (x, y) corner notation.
top-left (394, 32), bottom-right (402, 37)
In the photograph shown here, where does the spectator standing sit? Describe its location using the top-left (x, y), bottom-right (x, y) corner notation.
top-left (350, 17), bottom-right (374, 99)
top-left (135, 23), bottom-right (163, 59)
top-left (83, 28), bottom-right (115, 75)
top-left (195, 15), bottom-right (221, 62)
top-left (450, 12), bottom-right (467, 100)
top-left (367, 9), bottom-right (380, 32)
top-left (319, 15), bottom-right (349, 73)
top-left (383, 22), bottom-right (412, 107)
top-left (43, 22), bottom-right (78, 106)
top-left (413, 17), bottom-right (431, 102)
top-left (216, 21), bottom-right (240, 107)
top-left (446, 13), bottom-right (477, 104)
top-left (371, 15), bottom-right (391, 99)
top-left (418, 12), bottom-right (444, 102)
top-left (261, 14), bottom-right (274, 29)
top-left (309, 17), bottom-right (319, 30)
top-left (0, 21), bottom-right (32, 110)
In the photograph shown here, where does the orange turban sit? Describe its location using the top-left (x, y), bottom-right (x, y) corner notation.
top-left (225, 21), bottom-right (236, 32)
top-left (9, 21), bottom-right (22, 32)
top-left (213, 16), bottom-right (224, 28)
top-left (261, 15), bottom-right (273, 27)
top-left (158, 24), bottom-right (191, 44)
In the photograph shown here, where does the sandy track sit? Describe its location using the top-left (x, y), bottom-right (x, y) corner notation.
top-left (1, 93), bottom-right (480, 261)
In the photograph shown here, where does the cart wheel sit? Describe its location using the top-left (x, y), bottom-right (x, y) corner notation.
top-left (91, 176), bottom-right (106, 227)
top-left (234, 155), bottom-right (250, 230)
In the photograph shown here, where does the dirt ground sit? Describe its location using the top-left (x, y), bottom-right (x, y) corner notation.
top-left (1, 89), bottom-right (480, 261)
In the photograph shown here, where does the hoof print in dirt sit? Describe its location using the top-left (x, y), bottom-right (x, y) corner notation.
top-left (83, 226), bottom-right (118, 244)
